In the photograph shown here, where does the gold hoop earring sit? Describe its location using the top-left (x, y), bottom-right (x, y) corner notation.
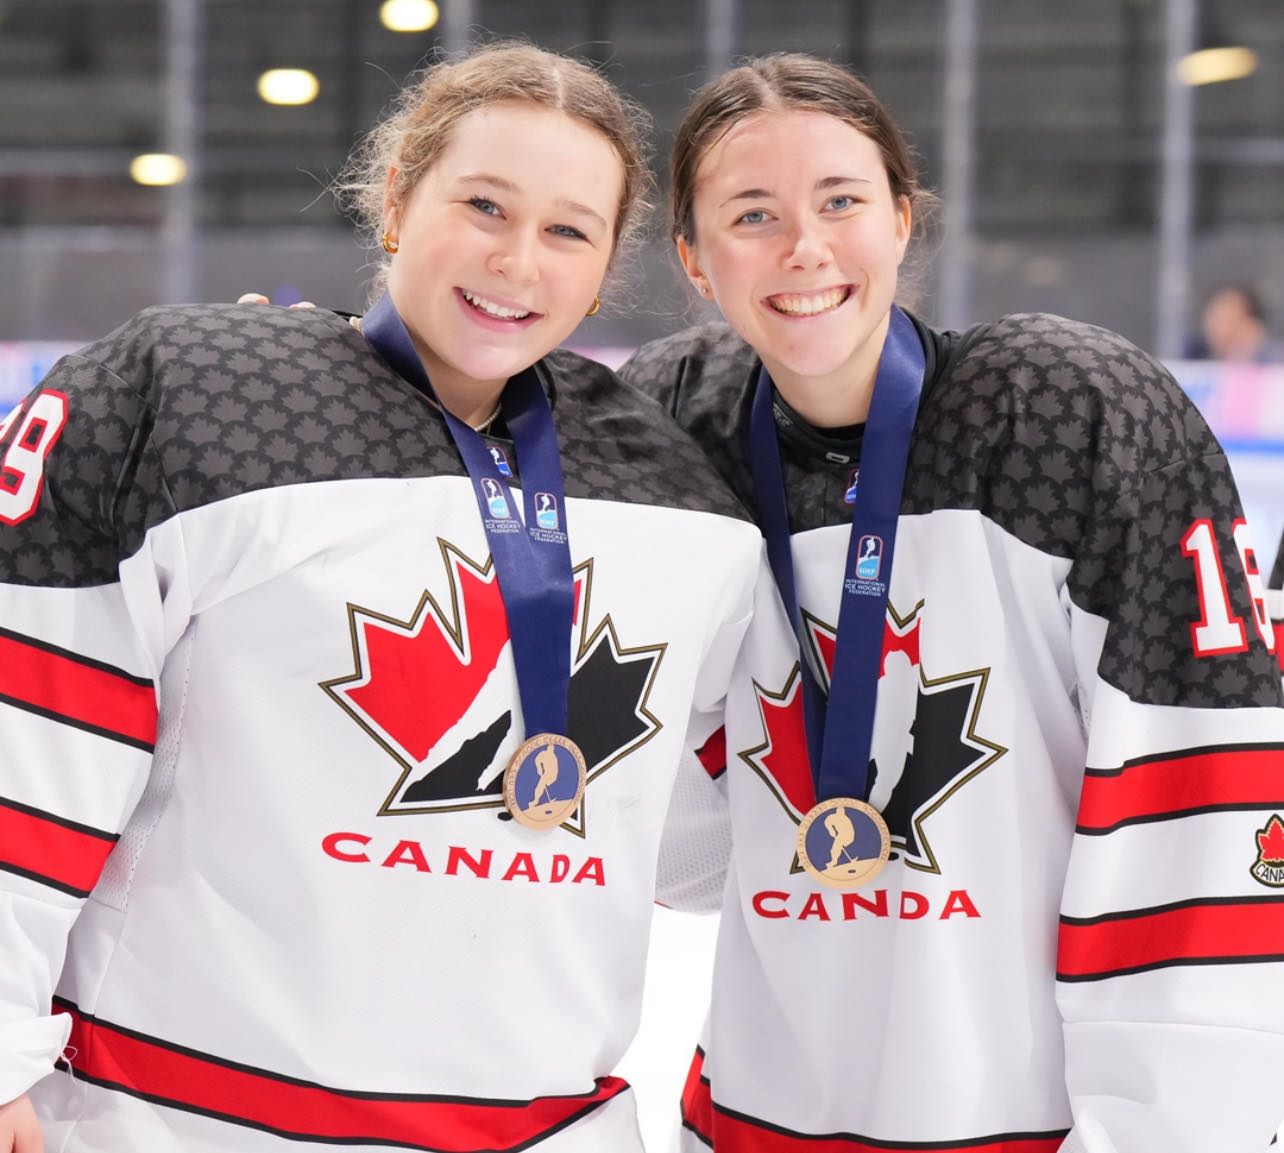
top-left (381, 231), bottom-right (399, 255)
top-left (585, 297), bottom-right (601, 317)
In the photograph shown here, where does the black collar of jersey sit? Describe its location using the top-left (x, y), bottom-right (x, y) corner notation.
top-left (771, 391), bottom-right (865, 466)
top-left (770, 310), bottom-right (956, 469)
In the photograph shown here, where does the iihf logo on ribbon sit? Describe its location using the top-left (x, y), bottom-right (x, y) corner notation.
top-left (535, 492), bottom-right (559, 531)
top-left (480, 477), bottom-right (509, 519)
top-left (855, 534), bottom-right (882, 581)
top-left (488, 445), bottom-right (513, 477)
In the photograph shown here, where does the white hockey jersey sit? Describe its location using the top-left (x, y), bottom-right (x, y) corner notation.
top-left (0, 304), bottom-right (761, 1152)
top-left (623, 312), bottom-right (1284, 1153)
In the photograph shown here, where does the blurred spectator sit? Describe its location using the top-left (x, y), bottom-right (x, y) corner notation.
top-left (1186, 284), bottom-right (1284, 363)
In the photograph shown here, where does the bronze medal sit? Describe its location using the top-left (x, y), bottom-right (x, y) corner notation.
top-left (796, 797), bottom-right (890, 889)
top-left (503, 734), bottom-right (586, 830)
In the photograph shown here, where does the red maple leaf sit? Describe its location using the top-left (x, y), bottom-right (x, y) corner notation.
top-left (808, 615), bottom-right (921, 687)
top-left (332, 555), bottom-right (587, 767)
top-left (1257, 815), bottom-right (1284, 864)
top-left (881, 617), bottom-right (922, 677)
top-left (753, 672), bottom-right (815, 816)
top-left (343, 555), bottom-right (509, 762)
top-left (753, 613), bottom-right (922, 818)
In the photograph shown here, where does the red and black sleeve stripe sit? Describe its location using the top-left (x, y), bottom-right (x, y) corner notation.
top-left (1077, 744), bottom-right (1284, 835)
top-left (681, 1045), bottom-right (715, 1144)
top-left (680, 1046), bottom-right (1066, 1152)
top-left (0, 625), bottom-right (156, 751)
top-left (55, 999), bottom-right (627, 1152)
top-left (697, 728), bottom-right (728, 781)
top-left (0, 797), bottom-right (119, 898)
top-left (1058, 894), bottom-right (1284, 981)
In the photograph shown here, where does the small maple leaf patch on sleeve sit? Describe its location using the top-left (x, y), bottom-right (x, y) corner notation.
top-left (1252, 814), bottom-right (1284, 887)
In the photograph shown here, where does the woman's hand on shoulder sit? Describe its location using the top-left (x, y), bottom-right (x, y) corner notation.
top-left (236, 293), bottom-right (315, 309)
top-left (0, 1094), bottom-right (44, 1152)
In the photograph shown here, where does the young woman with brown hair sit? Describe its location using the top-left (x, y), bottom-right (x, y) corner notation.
top-left (622, 52), bottom-right (1284, 1153)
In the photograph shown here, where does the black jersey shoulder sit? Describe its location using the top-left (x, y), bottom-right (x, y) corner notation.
top-left (906, 310), bottom-right (1220, 544)
top-left (619, 320), bottom-right (758, 420)
top-left (117, 306), bottom-right (746, 525)
top-left (80, 303), bottom-right (464, 566)
top-left (618, 321), bottom-right (760, 512)
top-left (914, 311), bottom-right (1276, 708)
top-left (542, 345), bottom-right (751, 522)
top-left (0, 305), bottom-right (749, 588)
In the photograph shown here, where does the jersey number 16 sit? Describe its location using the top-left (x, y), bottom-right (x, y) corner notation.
top-left (1181, 518), bottom-right (1276, 657)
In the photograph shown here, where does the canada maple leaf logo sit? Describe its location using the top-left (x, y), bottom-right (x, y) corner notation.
top-left (1257, 815), bottom-right (1284, 865)
top-left (742, 601), bottom-right (1006, 874)
top-left (321, 539), bottom-right (666, 833)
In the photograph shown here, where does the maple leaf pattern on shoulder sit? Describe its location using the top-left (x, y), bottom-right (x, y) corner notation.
top-left (908, 312), bottom-right (1278, 708)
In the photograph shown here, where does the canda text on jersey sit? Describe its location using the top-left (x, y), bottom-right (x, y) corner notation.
top-left (322, 831), bottom-right (606, 886)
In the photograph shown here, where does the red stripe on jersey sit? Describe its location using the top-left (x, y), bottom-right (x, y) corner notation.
top-left (1058, 896), bottom-right (1284, 981)
top-left (1275, 621), bottom-right (1284, 671)
top-left (57, 1001), bottom-right (626, 1151)
top-left (697, 728), bottom-right (728, 780)
top-left (681, 1047), bottom-right (714, 1141)
top-left (681, 1048), bottom-right (1064, 1152)
top-left (1077, 745), bottom-right (1284, 833)
top-left (0, 799), bottom-right (118, 898)
top-left (0, 628), bottom-right (156, 751)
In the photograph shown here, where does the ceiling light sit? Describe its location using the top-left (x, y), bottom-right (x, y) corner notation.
top-left (380, 0), bottom-right (439, 32)
top-left (257, 68), bottom-right (320, 106)
top-left (130, 153), bottom-right (187, 186)
top-left (1179, 46), bottom-right (1258, 86)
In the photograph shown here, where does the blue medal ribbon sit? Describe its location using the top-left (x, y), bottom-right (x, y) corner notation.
top-left (362, 291), bottom-right (573, 740)
top-left (749, 306), bottom-right (926, 805)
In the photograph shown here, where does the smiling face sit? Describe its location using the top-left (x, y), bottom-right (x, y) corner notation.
top-left (383, 101), bottom-right (624, 421)
top-left (678, 109), bottom-right (910, 424)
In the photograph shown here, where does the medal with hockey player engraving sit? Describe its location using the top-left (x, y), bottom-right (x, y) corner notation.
top-left (363, 294), bottom-right (579, 831)
top-left (797, 797), bottom-right (890, 889)
top-left (503, 733), bottom-right (587, 830)
top-left (751, 307), bottom-right (925, 887)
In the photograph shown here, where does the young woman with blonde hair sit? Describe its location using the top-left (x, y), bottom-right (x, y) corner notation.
top-left (0, 44), bottom-right (762, 1153)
